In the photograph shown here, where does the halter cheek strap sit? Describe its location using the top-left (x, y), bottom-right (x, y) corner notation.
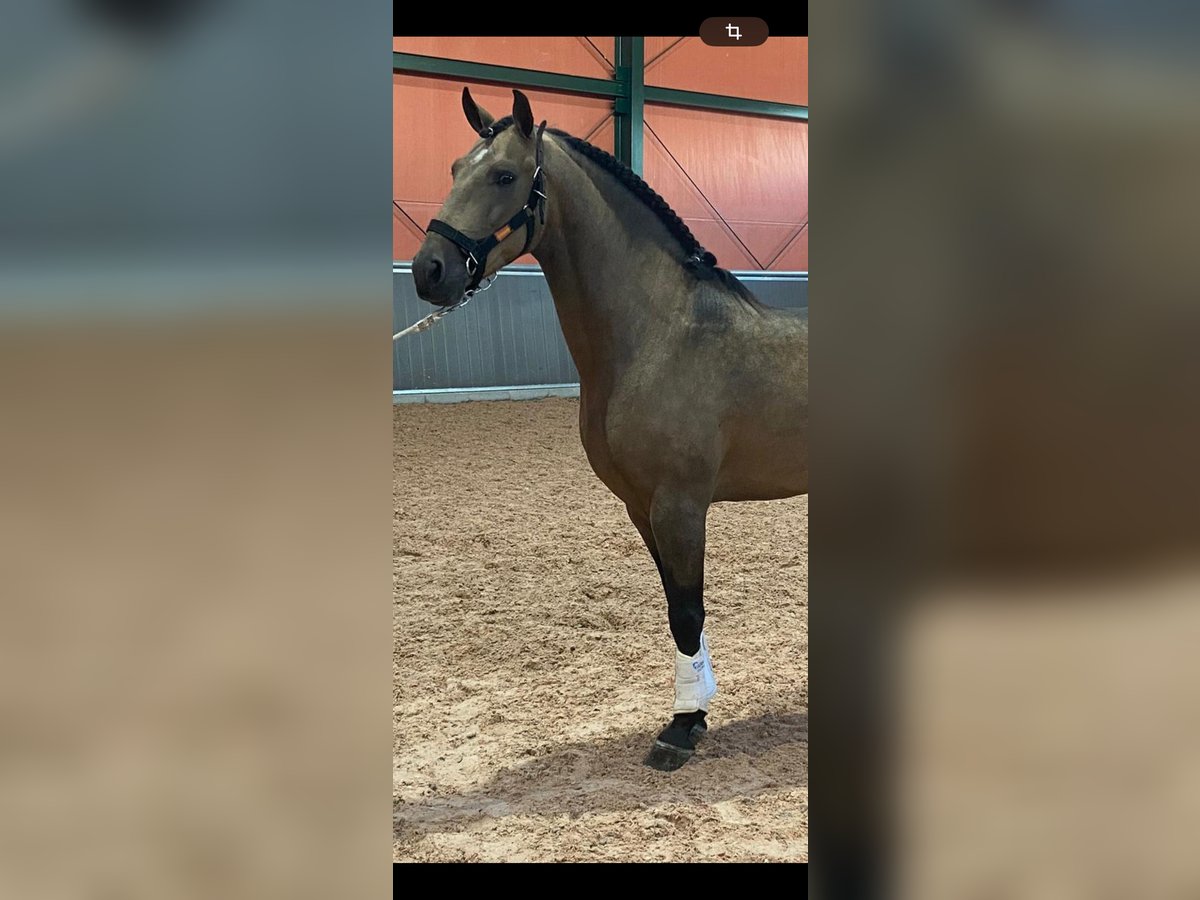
top-left (427, 120), bottom-right (548, 292)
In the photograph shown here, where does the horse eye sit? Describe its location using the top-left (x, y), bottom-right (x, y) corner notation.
top-left (496, 172), bottom-right (515, 186)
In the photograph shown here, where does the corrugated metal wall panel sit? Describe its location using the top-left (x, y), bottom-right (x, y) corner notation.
top-left (393, 37), bottom-right (614, 78)
top-left (645, 37), bottom-right (807, 107)
top-left (394, 267), bottom-right (806, 391)
top-left (394, 269), bottom-right (580, 390)
top-left (393, 74), bottom-right (614, 263)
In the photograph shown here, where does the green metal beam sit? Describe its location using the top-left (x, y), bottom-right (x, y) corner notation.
top-left (645, 86), bottom-right (809, 121)
top-left (613, 37), bottom-right (645, 175)
top-left (393, 48), bottom-right (805, 173)
top-left (393, 52), bottom-right (621, 98)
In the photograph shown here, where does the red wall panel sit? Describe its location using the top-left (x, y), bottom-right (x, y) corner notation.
top-left (646, 37), bottom-right (807, 107)
top-left (393, 74), bottom-right (613, 262)
top-left (393, 37), bottom-right (614, 78)
top-left (772, 225), bottom-right (808, 271)
top-left (643, 105), bottom-right (808, 271)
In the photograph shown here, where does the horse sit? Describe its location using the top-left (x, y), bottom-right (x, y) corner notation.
top-left (410, 87), bottom-right (808, 770)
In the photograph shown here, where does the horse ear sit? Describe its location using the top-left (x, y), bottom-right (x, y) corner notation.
top-left (512, 89), bottom-right (534, 139)
top-left (461, 87), bottom-right (495, 134)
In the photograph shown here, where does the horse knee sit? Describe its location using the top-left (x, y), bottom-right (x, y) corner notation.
top-left (666, 586), bottom-right (704, 654)
top-left (650, 491), bottom-right (709, 656)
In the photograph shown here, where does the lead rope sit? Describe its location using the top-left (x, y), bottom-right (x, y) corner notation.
top-left (391, 273), bottom-right (497, 340)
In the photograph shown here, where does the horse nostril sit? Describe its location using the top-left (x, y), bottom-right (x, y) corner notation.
top-left (427, 257), bottom-right (444, 286)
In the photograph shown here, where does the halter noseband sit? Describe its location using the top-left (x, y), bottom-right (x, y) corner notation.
top-left (426, 120), bottom-right (548, 292)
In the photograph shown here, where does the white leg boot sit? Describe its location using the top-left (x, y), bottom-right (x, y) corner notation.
top-left (672, 631), bottom-right (717, 714)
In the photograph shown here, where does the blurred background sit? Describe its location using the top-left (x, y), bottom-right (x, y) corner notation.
top-left (812, 1), bottom-right (1200, 897)
top-left (0, 1), bottom-right (392, 897)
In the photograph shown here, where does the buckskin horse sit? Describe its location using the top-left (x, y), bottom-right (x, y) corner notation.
top-left (410, 88), bottom-right (808, 770)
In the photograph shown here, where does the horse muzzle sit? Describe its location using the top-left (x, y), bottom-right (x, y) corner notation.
top-left (413, 237), bottom-right (470, 307)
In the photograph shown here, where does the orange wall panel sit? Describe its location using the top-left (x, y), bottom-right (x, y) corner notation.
top-left (393, 74), bottom-right (613, 263)
top-left (643, 106), bottom-right (808, 271)
top-left (646, 37), bottom-right (807, 107)
top-left (773, 226), bottom-right (808, 271)
top-left (393, 37), bottom-right (613, 78)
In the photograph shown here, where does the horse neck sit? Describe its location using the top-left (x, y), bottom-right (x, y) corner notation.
top-left (531, 139), bottom-right (689, 384)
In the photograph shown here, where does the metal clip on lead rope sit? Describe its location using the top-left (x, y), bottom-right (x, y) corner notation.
top-left (392, 273), bottom-right (497, 341)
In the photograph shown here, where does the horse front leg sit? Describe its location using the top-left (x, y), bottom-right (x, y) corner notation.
top-left (639, 489), bottom-right (716, 771)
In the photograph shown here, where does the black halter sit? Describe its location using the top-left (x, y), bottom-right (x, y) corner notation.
top-left (427, 120), bottom-right (548, 292)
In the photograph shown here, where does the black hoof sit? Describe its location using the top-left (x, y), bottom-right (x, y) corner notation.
top-left (645, 740), bottom-right (694, 771)
top-left (643, 711), bottom-right (709, 771)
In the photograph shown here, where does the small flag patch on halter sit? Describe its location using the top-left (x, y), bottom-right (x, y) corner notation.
top-left (494, 225), bottom-right (513, 241)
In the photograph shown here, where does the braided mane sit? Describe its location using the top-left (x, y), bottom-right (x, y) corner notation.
top-left (483, 116), bottom-right (761, 306)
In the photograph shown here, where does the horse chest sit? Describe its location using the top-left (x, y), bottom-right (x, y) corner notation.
top-left (578, 376), bottom-right (703, 507)
top-left (576, 386), bottom-right (649, 505)
top-left (577, 399), bottom-right (623, 490)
